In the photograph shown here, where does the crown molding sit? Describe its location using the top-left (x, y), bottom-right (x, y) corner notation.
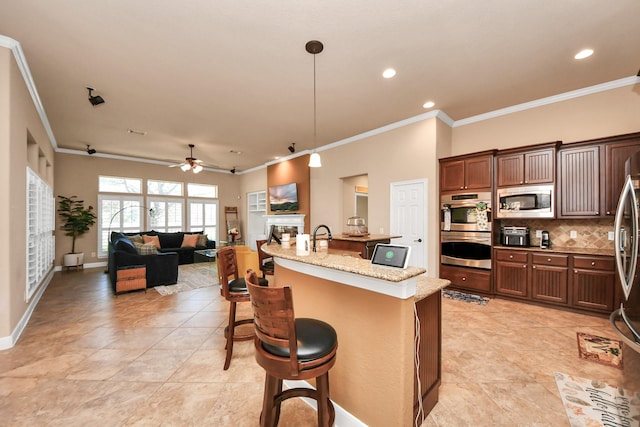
top-left (0, 35), bottom-right (58, 149)
top-left (454, 76), bottom-right (640, 127)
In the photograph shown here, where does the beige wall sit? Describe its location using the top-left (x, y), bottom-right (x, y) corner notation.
top-left (309, 117), bottom-right (446, 275)
top-left (54, 153), bottom-right (242, 265)
top-left (1, 46), bottom-right (55, 339)
top-left (452, 85), bottom-right (640, 155)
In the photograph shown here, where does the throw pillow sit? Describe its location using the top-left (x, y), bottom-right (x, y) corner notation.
top-left (196, 234), bottom-right (208, 247)
top-left (181, 233), bottom-right (199, 248)
top-left (128, 234), bottom-right (144, 244)
top-left (134, 242), bottom-right (158, 255)
top-left (142, 234), bottom-right (161, 249)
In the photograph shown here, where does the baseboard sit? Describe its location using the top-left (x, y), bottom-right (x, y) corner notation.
top-left (283, 380), bottom-right (367, 427)
top-left (54, 261), bottom-right (107, 272)
top-left (0, 268), bottom-right (54, 350)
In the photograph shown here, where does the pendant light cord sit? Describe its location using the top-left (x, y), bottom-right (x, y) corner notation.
top-left (313, 53), bottom-right (317, 150)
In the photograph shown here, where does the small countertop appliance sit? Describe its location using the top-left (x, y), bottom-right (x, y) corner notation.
top-left (540, 230), bottom-right (550, 249)
top-left (500, 226), bottom-right (530, 247)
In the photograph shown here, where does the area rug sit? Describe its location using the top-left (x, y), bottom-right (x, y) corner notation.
top-left (554, 372), bottom-right (640, 427)
top-left (441, 289), bottom-right (490, 306)
top-left (577, 332), bottom-right (623, 369)
top-left (154, 263), bottom-right (218, 296)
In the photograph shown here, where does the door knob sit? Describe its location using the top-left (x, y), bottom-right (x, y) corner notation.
top-left (414, 238), bottom-right (423, 243)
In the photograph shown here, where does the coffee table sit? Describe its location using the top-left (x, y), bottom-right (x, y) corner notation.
top-left (194, 249), bottom-right (218, 263)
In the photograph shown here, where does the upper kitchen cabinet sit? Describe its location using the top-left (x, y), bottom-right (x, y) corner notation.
top-left (495, 142), bottom-right (560, 187)
top-left (603, 133), bottom-right (640, 216)
top-left (439, 150), bottom-right (495, 193)
top-left (558, 132), bottom-right (640, 218)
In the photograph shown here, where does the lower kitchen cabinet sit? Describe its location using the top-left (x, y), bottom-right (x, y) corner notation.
top-left (493, 249), bottom-right (615, 314)
top-left (571, 255), bottom-right (615, 312)
top-left (494, 250), bottom-right (528, 297)
top-left (439, 264), bottom-right (491, 294)
top-left (530, 253), bottom-right (569, 305)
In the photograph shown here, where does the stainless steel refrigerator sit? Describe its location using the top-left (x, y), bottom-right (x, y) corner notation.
top-left (612, 152), bottom-right (640, 358)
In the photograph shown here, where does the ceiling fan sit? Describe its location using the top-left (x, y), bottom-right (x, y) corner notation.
top-left (169, 144), bottom-right (206, 173)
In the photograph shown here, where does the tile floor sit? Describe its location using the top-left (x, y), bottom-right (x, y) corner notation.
top-left (1, 265), bottom-right (638, 426)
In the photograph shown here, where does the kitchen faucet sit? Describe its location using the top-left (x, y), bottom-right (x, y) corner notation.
top-left (312, 224), bottom-right (332, 252)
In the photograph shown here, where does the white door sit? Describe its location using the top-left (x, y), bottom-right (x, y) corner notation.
top-left (390, 180), bottom-right (427, 270)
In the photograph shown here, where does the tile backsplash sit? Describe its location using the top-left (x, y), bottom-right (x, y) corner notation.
top-left (496, 218), bottom-right (615, 250)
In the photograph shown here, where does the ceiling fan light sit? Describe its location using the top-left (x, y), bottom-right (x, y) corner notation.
top-left (180, 163), bottom-right (191, 172)
top-left (192, 164), bottom-right (203, 173)
top-left (308, 152), bottom-right (322, 168)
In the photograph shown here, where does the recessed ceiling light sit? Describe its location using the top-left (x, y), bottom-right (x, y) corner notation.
top-left (423, 101), bottom-right (435, 109)
top-left (575, 49), bottom-right (594, 60)
top-left (382, 68), bottom-right (396, 79)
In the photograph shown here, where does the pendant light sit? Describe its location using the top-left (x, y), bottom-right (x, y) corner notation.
top-left (306, 40), bottom-right (323, 168)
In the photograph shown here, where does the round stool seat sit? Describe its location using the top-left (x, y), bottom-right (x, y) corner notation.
top-left (228, 277), bottom-right (268, 292)
top-left (262, 318), bottom-right (337, 362)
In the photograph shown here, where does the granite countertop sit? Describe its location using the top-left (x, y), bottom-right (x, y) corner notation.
top-left (332, 234), bottom-right (402, 242)
top-left (415, 277), bottom-right (450, 302)
top-left (262, 243), bottom-right (426, 283)
top-left (493, 245), bottom-right (615, 257)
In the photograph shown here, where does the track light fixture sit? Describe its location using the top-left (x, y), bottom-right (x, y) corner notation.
top-left (230, 167), bottom-right (236, 174)
top-left (86, 144), bottom-right (96, 155)
top-left (288, 143), bottom-right (296, 153)
top-left (87, 87), bottom-right (105, 106)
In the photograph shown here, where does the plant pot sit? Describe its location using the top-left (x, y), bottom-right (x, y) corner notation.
top-left (63, 252), bottom-right (84, 267)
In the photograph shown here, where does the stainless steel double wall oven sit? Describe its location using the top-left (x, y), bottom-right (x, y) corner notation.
top-left (440, 192), bottom-right (492, 270)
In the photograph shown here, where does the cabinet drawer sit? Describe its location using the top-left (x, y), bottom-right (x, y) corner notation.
top-left (531, 253), bottom-right (568, 267)
top-left (495, 250), bottom-right (527, 263)
top-left (439, 264), bottom-right (491, 293)
top-left (573, 256), bottom-right (614, 271)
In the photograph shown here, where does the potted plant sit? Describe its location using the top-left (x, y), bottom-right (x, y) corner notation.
top-left (57, 195), bottom-right (97, 267)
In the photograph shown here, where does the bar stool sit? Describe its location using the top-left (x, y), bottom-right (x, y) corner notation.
top-left (245, 269), bottom-right (338, 427)
top-left (256, 239), bottom-right (274, 278)
top-left (217, 247), bottom-right (268, 370)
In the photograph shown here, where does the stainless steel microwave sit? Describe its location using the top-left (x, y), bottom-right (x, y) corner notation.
top-left (495, 185), bottom-right (554, 218)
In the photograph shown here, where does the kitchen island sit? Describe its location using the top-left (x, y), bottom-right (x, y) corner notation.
top-left (329, 233), bottom-right (401, 259)
top-left (261, 243), bottom-right (449, 427)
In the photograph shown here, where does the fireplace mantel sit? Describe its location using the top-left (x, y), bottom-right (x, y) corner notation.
top-left (264, 214), bottom-right (305, 233)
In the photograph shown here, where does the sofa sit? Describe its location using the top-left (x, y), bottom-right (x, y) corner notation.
top-left (108, 231), bottom-right (216, 291)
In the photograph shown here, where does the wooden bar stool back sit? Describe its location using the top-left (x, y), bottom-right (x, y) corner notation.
top-left (217, 247), bottom-right (267, 370)
top-left (246, 270), bottom-right (338, 427)
top-left (256, 239), bottom-right (274, 278)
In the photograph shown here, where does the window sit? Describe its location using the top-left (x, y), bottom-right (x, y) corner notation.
top-left (148, 180), bottom-right (183, 196)
top-left (188, 199), bottom-right (218, 239)
top-left (99, 176), bottom-right (142, 193)
top-left (147, 197), bottom-right (184, 233)
top-left (26, 168), bottom-right (55, 301)
top-left (188, 183), bottom-right (218, 198)
top-left (98, 195), bottom-right (144, 256)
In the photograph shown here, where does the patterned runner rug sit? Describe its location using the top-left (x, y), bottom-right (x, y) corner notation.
top-left (441, 289), bottom-right (490, 306)
top-left (154, 262), bottom-right (218, 296)
top-left (554, 372), bottom-right (640, 426)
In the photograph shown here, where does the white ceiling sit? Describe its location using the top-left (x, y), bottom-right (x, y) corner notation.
top-left (1, 1), bottom-right (639, 172)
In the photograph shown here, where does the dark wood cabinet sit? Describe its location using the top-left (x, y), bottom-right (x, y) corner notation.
top-left (494, 250), bottom-right (528, 297)
top-left (439, 264), bottom-right (491, 293)
top-left (604, 137), bottom-right (640, 216)
top-left (414, 291), bottom-right (441, 418)
top-left (530, 253), bottom-right (568, 305)
top-left (329, 236), bottom-right (394, 259)
top-left (571, 255), bottom-right (615, 312)
top-left (440, 152), bottom-right (494, 193)
top-left (493, 249), bottom-right (615, 314)
top-left (558, 132), bottom-right (640, 218)
top-left (558, 145), bottom-right (600, 217)
top-left (496, 145), bottom-right (557, 188)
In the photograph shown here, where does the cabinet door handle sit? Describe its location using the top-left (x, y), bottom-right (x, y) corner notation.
top-left (574, 269), bottom-right (578, 273)
top-left (547, 258), bottom-right (551, 262)
top-left (591, 261), bottom-right (596, 266)
top-left (607, 211), bottom-right (611, 215)
top-left (532, 265), bottom-right (537, 269)
top-left (462, 277), bottom-right (466, 281)
top-left (595, 212), bottom-right (599, 215)
top-left (523, 264), bottom-right (527, 268)
top-left (509, 255), bottom-right (513, 259)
